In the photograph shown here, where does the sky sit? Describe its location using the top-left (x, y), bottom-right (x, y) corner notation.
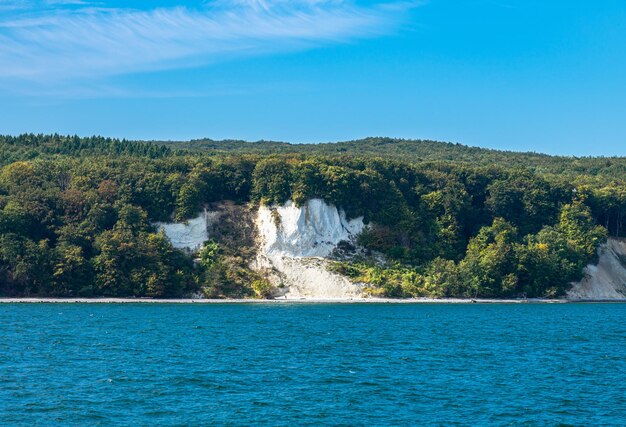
top-left (1, 0), bottom-right (626, 155)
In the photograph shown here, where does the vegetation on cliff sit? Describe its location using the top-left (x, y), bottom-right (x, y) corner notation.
top-left (0, 134), bottom-right (623, 298)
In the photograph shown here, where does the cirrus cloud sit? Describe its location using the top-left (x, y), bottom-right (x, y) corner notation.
top-left (0, 0), bottom-right (418, 86)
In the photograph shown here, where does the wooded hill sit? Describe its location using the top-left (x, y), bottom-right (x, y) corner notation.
top-left (0, 133), bottom-right (623, 299)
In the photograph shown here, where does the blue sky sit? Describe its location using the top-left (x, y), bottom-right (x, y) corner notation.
top-left (1, 0), bottom-right (625, 155)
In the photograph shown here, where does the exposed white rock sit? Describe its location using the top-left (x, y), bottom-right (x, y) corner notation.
top-left (254, 199), bottom-right (365, 299)
top-left (568, 237), bottom-right (626, 300)
top-left (257, 199), bottom-right (364, 258)
top-left (154, 210), bottom-right (214, 252)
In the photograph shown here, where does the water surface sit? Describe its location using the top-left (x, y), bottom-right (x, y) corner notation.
top-left (1, 303), bottom-right (625, 426)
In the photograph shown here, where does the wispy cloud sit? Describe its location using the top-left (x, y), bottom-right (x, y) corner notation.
top-left (0, 0), bottom-right (416, 89)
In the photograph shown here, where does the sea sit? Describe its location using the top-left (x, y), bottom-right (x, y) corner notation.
top-left (1, 303), bottom-right (625, 426)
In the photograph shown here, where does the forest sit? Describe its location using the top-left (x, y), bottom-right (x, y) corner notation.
top-left (1, 133), bottom-right (625, 298)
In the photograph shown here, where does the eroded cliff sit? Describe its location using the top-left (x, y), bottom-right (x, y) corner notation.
top-left (568, 238), bottom-right (626, 300)
top-left (253, 199), bottom-right (366, 299)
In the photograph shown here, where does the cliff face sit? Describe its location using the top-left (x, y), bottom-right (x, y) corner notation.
top-left (157, 202), bottom-right (626, 300)
top-left (256, 199), bottom-right (364, 258)
top-left (568, 238), bottom-right (626, 300)
top-left (254, 199), bottom-right (365, 299)
top-left (155, 199), bottom-right (367, 298)
top-left (154, 210), bottom-right (212, 252)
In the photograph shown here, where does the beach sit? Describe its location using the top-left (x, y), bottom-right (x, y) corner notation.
top-left (0, 297), bottom-right (584, 304)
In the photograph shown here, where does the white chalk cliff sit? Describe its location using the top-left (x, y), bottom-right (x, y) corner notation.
top-left (568, 237), bottom-right (626, 300)
top-left (155, 203), bottom-right (626, 300)
top-left (254, 199), bottom-right (366, 299)
top-left (154, 210), bottom-right (213, 252)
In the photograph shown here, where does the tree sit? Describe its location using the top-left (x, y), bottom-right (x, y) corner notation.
top-left (252, 158), bottom-right (291, 205)
top-left (459, 218), bottom-right (520, 297)
top-left (486, 171), bottom-right (561, 236)
top-left (51, 244), bottom-right (92, 296)
top-left (558, 201), bottom-right (607, 260)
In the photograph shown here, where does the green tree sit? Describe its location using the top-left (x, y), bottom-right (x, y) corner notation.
top-left (252, 158), bottom-right (291, 205)
top-left (459, 218), bottom-right (520, 297)
top-left (51, 244), bottom-right (92, 296)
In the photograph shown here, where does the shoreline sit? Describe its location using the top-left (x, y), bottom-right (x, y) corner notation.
top-left (0, 297), bottom-right (623, 304)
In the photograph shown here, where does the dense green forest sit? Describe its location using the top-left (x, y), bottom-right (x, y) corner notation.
top-left (1, 133), bottom-right (624, 298)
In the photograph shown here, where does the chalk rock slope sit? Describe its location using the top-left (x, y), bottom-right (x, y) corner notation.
top-left (255, 199), bottom-right (365, 298)
top-left (568, 237), bottom-right (626, 300)
top-left (154, 210), bottom-right (216, 252)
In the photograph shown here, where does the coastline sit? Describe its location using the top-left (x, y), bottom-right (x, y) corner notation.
top-left (0, 297), bottom-right (622, 304)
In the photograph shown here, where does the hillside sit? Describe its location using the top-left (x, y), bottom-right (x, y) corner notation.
top-left (155, 136), bottom-right (626, 179)
top-left (5, 133), bottom-right (626, 179)
top-left (0, 133), bottom-right (624, 299)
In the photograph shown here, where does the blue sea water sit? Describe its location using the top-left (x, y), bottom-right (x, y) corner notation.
top-left (1, 303), bottom-right (625, 426)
